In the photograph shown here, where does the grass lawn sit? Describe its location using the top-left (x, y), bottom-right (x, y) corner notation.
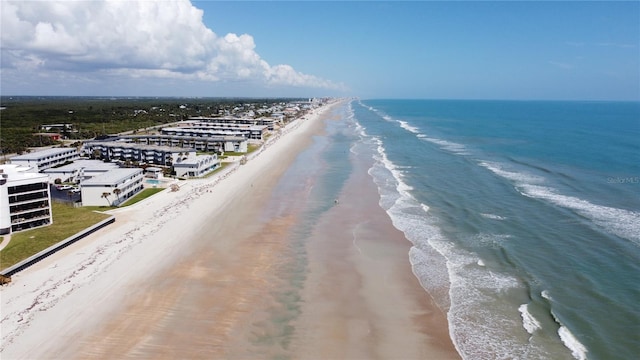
top-left (83, 188), bottom-right (165, 211)
top-left (0, 202), bottom-right (111, 269)
top-left (121, 188), bottom-right (164, 206)
top-left (203, 162), bottom-right (231, 178)
top-left (0, 188), bottom-right (167, 269)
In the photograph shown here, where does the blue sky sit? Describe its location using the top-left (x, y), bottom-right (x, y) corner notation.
top-left (2, 1), bottom-right (638, 100)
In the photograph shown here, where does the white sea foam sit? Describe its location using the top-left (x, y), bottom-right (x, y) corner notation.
top-left (356, 104), bottom-right (556, 360)
top-left (542, 290), bottom-right (588, 360)
top-left (397, 120), bottom-right (421, 134)
top-left (368, 134), bottom-right (532, 359)
top-left (558, 326), bottom-right (588, 360)
top-left (420, 136), bottom-right (470, 155)
top-left (519, 304), bottom-right (542, 335)
top-left (479, 161), bottom-right (545, 184)
top-left (520, 184), bottom-right (640, 245)
top-left (481, 213), bottom-right (507, 220)
top-left (480, 161), bottom-right (640, 245)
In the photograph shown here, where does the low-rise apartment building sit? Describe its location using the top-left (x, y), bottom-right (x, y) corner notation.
top-left (43, 159), bottom-right (119, 184)
top-left (173, 154), bottom-right (220, 178)
top-left (0, 164), bottom-right (53, 235)
top-left (10, 148), bottom-right (79, 172)
top-left (170, 122), bottom-right (268, 140)
top-left (80, 168), bottom-right (144, 206)
top-left (81, 142), bottom-right (185, 166)
top-left (188, 116), bottom-right (277, 131)
top-left (119, 135), bottom-right (248, 153)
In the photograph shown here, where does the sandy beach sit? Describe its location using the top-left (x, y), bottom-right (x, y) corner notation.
top-left (1, 100), bottom-right (459, 359)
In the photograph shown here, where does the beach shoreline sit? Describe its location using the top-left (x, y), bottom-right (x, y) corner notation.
top-left (1, 99), bottom-right (459, 359)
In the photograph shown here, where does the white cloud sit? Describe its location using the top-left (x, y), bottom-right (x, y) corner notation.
top-left (1, 0), bottom-right (345, 92)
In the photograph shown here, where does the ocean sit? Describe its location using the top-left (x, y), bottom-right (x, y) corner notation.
top-left (347, 99), bottom-right (640, 360)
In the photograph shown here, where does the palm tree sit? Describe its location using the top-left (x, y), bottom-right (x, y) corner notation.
top-left (101, 192), bottom-right (111, 206)
top-left (113, 188), bottom-right (122, 205)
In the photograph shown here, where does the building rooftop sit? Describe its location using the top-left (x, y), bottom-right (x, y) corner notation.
top-left (0, 164), bottom-right (49, 181)
top-left (88, 141), bottom-right (187, 153)
top-left (10, 147), bottom-right (78, 161)
top-left (162, 127), bottom-right (245, 137)
top-left (81, 168), bottom-right (143, 186)
top-left (120, 134), bottom-right (247, 142)
top-left (42, 159), bottom-right (119, 173)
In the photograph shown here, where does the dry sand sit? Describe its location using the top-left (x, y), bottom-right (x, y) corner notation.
top-left (0, 100), bottom-right (459, 359)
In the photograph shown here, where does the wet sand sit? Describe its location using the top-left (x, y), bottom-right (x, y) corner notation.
top-left (290, 123), bottom-right (458, 359)
top-left (1, 101), bottom-right (459, 359)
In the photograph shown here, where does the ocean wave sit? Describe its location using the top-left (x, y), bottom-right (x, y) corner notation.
top-left (397, 120), bottom-right (421, 134)
top-left (519, 303), bottom-right (542, 335)
top-left (519, 184), bottom-right (640, 245)
top-left (480, 213), bottom-right (507, 221)
top-left (420, 136), bottom-right (470, 155)
top-left (480, 161), bottom-right (640, 245)
top-left (558, 326), bottom-right (588, 360)
top-left (354, 105), bottom-right (563, 360)
top-left (365, 130), bottom-right (536, 360)
top-left (479, 161), bottom-right (546, 184)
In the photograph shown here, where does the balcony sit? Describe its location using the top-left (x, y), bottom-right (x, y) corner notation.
top-left (11, 212), bottom-right (51, 225)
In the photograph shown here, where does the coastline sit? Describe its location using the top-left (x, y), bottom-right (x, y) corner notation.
top-left (0, 99), bottom-right (459, 359)
top-left (290, 112), bottom-right (459, 359)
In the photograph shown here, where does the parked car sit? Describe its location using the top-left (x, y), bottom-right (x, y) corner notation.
top-left (56, 185), bottom-right (73, 191)
top-left (70, 188), bottom-right (81, 193)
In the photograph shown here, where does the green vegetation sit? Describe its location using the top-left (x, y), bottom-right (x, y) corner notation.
top-left (223, 144), bottom-right (260, 157)
top-left (0, 202), bottom-right (111, 269)
top-left (0, 187), bottom-right (166, 269)
top-left (248, 143), bottom-right (261, 154)
top-left (0, 96), bottom-right (304, 155)
top-left (121, 188), bottom-right (164, 206)
top-left (203, 162), bottom-right (230, 178)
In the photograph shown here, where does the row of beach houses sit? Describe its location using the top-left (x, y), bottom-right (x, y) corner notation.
top-left (0, 115), bottom-right (283, 235)
top-left (0, 97), bottom-right (331, 236)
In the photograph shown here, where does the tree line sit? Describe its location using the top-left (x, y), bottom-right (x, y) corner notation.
top-left (0, 96), bottom-right (303, 156)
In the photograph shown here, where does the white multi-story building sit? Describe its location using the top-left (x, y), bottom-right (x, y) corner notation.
top-left (119, 135), bottom-right (248, 153)
top-left (81, 142), bottom-right (184, 167)
top-left (188, 116), bottom-right (277, 131)
top-left (10, 147), bottom-right (79, 172)
top-left (80, 168), bottom-right (144, 207)
top-left (164, 123), bottom-right (268, 140)
top-left (173, 154), bottom-right (220, 178)
top-left (43, 159), bottom-right (119, 184)
top-left (0, 164), bottom-right (53, 235)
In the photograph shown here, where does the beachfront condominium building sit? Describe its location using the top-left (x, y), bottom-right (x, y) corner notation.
top-left (10, 148), bottom-right (79, 172)
top-left (188, 116), bottom-right (278, 131)
top-left (43, 159), bottom-right (120, 184)
top-left (164, 123), bottom-right (268, 141)
top-left (118, 135), bottom-right (248, 153)
top-left (0, 164), bottom-right (53, 235)
top-left (173, 154), bottom-right (220, 178)
top-left (81, 142), bottom-right (186, 167)
top-left (80, 168), bottom-right (144, 207)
